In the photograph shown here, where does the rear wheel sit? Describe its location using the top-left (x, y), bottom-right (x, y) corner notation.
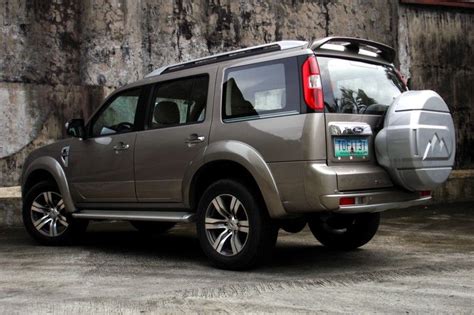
top-left (130, 221), bottom-right (176, 234)
top-left (308, 212), bottom-right (380, 250)
top-left (280, 218), bottom-right (307, 234)
top-left (196, 179), bottom-right (278, 270)
top-left (22, 181), bottom-right (88, 245)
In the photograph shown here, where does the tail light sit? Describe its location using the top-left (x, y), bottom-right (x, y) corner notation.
top-left (339, 197), bottom-right (356, 206)
top-left (302, 55), bottom-right (324, 111)
top-left (419, 191), bottom-right (431, 197)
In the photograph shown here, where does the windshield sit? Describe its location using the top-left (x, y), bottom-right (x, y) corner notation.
top-left (317, 57), bottom-right (406, 114)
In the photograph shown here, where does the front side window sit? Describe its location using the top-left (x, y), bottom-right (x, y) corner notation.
top-left (222, 58), bottom-right (300, 121)
top-left (149, 75), bottom-right (209, 129)
top-left (91, 88), bottom-right (141, 137)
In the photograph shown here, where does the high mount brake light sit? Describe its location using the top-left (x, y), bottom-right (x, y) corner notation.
top-left (302, 55), bottom-right (324, 111)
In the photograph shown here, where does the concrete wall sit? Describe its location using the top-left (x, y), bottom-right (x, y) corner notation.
top-left (0, 1), bottom-right (472, 188)
top-left (0, 0), bottom-right (105, 185)
top-left (398, 4), bottom-right (474, 169)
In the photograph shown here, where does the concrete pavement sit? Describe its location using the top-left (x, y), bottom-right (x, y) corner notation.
top-left (0, 203), bottom-right (473, 313)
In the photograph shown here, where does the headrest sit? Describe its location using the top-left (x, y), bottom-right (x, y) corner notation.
top-left (154, 101), bottom-right (180, 125)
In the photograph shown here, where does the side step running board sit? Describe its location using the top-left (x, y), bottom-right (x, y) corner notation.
top-left (72, 210), bottom-right (195, 223)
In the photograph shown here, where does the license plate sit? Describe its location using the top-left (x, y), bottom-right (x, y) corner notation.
top-left (334, 137), bottom-right (369, 158)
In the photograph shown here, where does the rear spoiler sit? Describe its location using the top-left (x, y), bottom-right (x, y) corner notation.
top-left (310, 37), bottom-right (395, 63)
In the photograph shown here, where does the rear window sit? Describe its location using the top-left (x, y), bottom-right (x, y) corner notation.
top-left (318, 57), bottom-right (406, 114)
top-left (222, 58), bottom-right (300, 121)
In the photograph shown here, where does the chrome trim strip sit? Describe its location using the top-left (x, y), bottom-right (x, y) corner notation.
top-left (319, 188), bottom-right (432, 213)
top-left (328, 122), bottom-right (373, 136)
top-left (75, 202), bottom-right (187, 210)
top-left (336, 196), bottom-right (431, 213)
top-left (72, 210), bottom-right (195, 222)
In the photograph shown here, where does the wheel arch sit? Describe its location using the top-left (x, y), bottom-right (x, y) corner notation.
top-left (22, 169), bottom-right (56, 196)
top-left (183, 140), bottom-right (286, 218)
top-left (22, 156), bottom-right (76, 213)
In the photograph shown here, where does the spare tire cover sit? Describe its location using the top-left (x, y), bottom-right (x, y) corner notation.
top-left (375, 90), bottom-right (455, 191)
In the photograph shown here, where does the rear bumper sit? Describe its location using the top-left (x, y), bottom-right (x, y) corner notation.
top-left (269, 161), bottom-right (432, 216)
top-left (305, 162), bottom-right (431, 214)
top-left (320, 190), bottom-right (431, 213)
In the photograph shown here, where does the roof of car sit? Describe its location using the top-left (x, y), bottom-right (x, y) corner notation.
top-left (144, 37), bottom-right (395, 80)
top-left (108, 37), bottom-right (396, 106)
top-left (145, 40), bottom-right (309, 78)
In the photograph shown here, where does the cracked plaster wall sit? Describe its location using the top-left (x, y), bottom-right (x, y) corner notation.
top-left (398, 4), bottom-right (473, 169)
top-left (0, 0), bottom-right (472, 186)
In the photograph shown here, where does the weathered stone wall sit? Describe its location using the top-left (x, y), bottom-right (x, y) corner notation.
top-left (398, 4), bottom-right (474, 169)
top-left (0, 0), bottom-right (105, 185)
top-left (78, 0), bottom-right (397, 87)
top-left (0, 83), bottom-right (103, 184)
top-left (0, 0), bottom-right (472, 187)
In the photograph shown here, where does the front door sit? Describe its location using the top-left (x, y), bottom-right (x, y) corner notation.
top-left (134, 72), bottom-right (213, 202)
top-left (67, 88), bottom-right (145, 203)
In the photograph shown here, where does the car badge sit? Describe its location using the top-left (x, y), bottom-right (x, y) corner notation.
top-left (352, 126), bottom-right (364, 134)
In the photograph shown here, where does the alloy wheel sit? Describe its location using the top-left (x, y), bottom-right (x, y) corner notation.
top-left (204, 194), bottom-right (249, 256)
top-left (30, 191), bottom-right (69, 237)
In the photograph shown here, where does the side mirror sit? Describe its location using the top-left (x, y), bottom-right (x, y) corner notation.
top-left (65, 119), bottom-right (86, 139)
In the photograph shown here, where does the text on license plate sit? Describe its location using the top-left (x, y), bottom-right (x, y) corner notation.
top-left (334, 137), bottom-right (369, 158)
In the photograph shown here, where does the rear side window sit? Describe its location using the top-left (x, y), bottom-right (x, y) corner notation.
top-left (222, 58), bottom-right (300, 121)
top-left (318, 57), bottom-right (406, 114)
top-left (149, 75), bottom-right (209, 129)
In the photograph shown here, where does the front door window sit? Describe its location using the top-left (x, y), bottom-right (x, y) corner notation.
top-left (91, 89), bottom-right (141, 137)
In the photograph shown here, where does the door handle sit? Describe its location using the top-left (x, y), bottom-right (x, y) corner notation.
top-left (113, 142), bottom-right (130, 151)
top-left (185, 134), bottom-right (205, 145)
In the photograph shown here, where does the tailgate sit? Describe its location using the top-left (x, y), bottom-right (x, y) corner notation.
top-left (317, 56), bottom-right (406, 192)
top-left (325, 114), bottom-right (393, 191)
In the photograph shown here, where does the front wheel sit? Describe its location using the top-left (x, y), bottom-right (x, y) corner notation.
top-left (196, 179), bottom-right (278, 270)
top-left (308, 212), bottom-right (380, 250)
top-left (22, 181), bottom-right (88, 245)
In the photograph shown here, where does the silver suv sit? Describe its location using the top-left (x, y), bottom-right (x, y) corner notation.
top-left (21, 37), bottom-right (456, 269)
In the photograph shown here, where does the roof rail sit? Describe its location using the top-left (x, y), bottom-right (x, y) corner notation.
top-left (310, 36), bottom-right (395, 63)
top-left (146, 40), bottom-right (308, 77)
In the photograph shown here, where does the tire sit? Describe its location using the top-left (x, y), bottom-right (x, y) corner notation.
top-left (196, 179), bottom-right (278, 270)
top-left (22, 180), bottom-right (88, 246)
top-left (280, 218), bottom-right (306, 234)
top-left (308, 212), bottom-right (380, 250)
top-left (130, 221), bottom-right (176, 234)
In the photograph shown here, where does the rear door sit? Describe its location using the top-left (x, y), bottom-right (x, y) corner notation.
top-left (317, 56), bottom-right (407, 191)
top-left (134, 71), bottom-right (214, 202)
top-left (210, 56), bottom-right (307, 162)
